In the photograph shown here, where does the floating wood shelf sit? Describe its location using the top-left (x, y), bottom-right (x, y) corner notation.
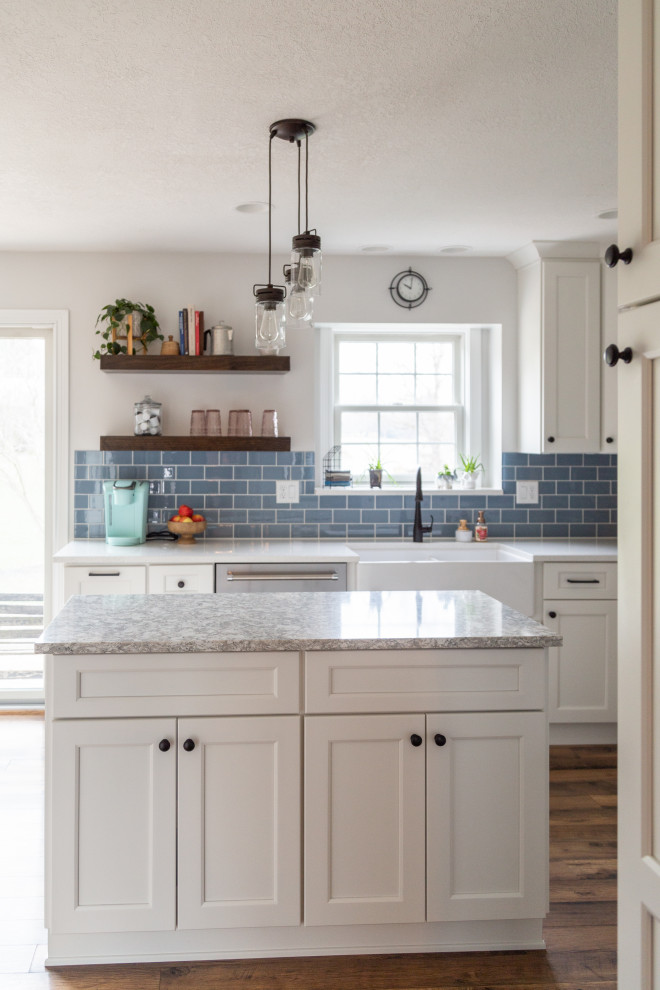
top-left (99, 355), bottom-right (290, 373)
top-left (100, 436), bottom-right (292, 452)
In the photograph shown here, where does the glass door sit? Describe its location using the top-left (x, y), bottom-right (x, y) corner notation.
top-left (0, 331), bottom-right (49, 705)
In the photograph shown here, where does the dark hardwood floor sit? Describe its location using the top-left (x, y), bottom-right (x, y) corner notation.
top-left (0, 717), bottom-right (616, 989)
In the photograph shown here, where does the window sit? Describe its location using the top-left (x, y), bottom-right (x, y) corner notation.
top-left (316, 324), bottom-right (501, 489)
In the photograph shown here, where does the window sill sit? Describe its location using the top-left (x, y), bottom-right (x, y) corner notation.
top-left (315, 486), bottom-right (504, 496)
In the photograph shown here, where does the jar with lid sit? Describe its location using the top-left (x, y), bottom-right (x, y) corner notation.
top-left (134, 395), bottom-right (162, 436)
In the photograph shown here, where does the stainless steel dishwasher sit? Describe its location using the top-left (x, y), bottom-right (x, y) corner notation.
top-left (215, 562), bottom-right (347, 593)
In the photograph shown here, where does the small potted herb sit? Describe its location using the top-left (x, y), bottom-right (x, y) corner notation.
top-left (368, 456), bottom-right (384, 489)
top-left (93, 299), bottom-right (163, 359)
top-left (436, 464), bottom-right (457, 490)
top-left (458, 453), bottom-right (484, 489)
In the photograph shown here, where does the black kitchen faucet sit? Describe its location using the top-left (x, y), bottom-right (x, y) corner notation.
top-left (412, 467), bottom-right (433, 542)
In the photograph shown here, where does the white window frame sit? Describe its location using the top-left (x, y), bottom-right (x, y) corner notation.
top-left (315, 323), bottom-right (501, 491)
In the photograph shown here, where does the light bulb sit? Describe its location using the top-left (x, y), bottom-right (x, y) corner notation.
top-left (288, 285), bottom-right (313, 321)
top-left (297, 255), bottom-right (317, 289)
top-left (255, 297), bottom-right (286, 353)
top-left (260, 306), bottom-right (280, 343)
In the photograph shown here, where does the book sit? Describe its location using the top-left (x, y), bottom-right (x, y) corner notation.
top-left (178, 310), bottom-right (184, 355)
top-left (182, 308), bottom-right (189, 355)
top-left (188, 306), bottom-right (195, 355)
top-left (195, 310), bottom-right (204, 356)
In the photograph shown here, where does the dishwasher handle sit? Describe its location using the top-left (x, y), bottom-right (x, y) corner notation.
top-left (226, 570), bottom-right (339, 582)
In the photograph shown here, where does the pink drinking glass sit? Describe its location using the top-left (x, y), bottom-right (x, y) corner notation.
top-left (206, 410), bottom-right (222, 435)
top-left (228, 410), bottom-right (252, 436)
top-left (190, 410), bottom-right (206, 435)
top-left (261, 410), bottom-right (278, 436)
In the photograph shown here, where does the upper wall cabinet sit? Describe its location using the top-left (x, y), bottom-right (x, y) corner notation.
top-left (510, 242), bottom-right (601, 454)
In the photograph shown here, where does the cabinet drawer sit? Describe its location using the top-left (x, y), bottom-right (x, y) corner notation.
top-left (148, 564), bottom-right (214, 594)
top-left (305, 648), bottom-right (546, 713)
top-left (48, 651), bottom-right (301, 717)
top-left (63, 565), bottom-right (147, 599)
top-left (543, 562), bottom-right (616, 599)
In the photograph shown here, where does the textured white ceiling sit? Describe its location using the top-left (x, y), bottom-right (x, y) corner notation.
top-left (0, 0), bottom-right (617, 255)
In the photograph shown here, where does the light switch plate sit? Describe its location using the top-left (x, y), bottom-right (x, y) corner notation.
top-left (276, 480), bottom-right (300, 503)
top-left (516, 480), bottom-right (539, 505)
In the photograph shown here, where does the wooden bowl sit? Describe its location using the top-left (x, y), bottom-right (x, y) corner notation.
top-left (167, 519), bottom-right (207, 544)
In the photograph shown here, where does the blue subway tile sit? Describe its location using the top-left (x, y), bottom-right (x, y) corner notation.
top-left (569, 495), bottom-right (596, 508)
top-left (571, 467), bottom-right (598, 480)
top-left (293, 452), bottom-right (305, 465)
top-left (89, 494), bottom-right (104, 509)
top-left (305, 509), bottom-right (333, 523)
top-left (596, 495), bottom-right (617, 509)
top-left (481, 509), bottom-right (500, 523)
top-left (305, 451), bottom-right (315, 465)
top-left (262, 466), bottom-right (288, 480)
top-left (361, 510), bottom-right (390, 523)
top-left (74, 494), bottom-right (89, 509)
top-left (88, 524), bottom-right (106, 539)
top-left (346, 524), bottom-right (375, 539)
top-left (446, 509), bottom-right (473, 524)
top-left (103, 450), bottom-right (133, 464)
top-left (73, 524), bottom-right (89, 538)
top-left (584, 510), bottom-right (611, 523)
top-left (249, 451), bottom-right (277, 465)
top-left (556, 510), bottom-right (585, 523)
top-left (568, 524), bottom-right (597, 537)
top-left (502, 481), bottom-right (516, 494)
top-left (486, 495), bottom-right (514, 508)
top-left (233, 495), bottom-right (263, 508)
top-left (205, 525), bottom-right (235, 539)
top-left (221, 480), bottom-right (248, 494)
top-left (584, 481), bottom-right (611, 494)
top-left (502, 453), bottom-right (528, 466)
top-left (320, 495), bottom-right (346, 508)
top-left (234, 466), bottom-right (262, 480)
top-left (175, 466), bottom-right (205, 480)
top-left (173, 481), bottom-right (191, 495)
top-left (133, 451), bottom-right (162, 465)
top-left (220, 451), bottom-right (248, 465)
top-left (297, 495), bottom-right (320, 508)
top-left (205, 495), bottom-right (234, 509)
top-left (83, 450), bottom-right (103, 464)
top-left (233, 524), bottom-right (263, 539)
top-left (304, 481), bottom-right (316, 495)
top-left (276, 509), bottom-right (305, 523)
top-left (598, 467), bottom-right (617, 480)
top-left (543, 467), bottom-right (570, 480)
top-left (205, 466), bottom-right (234, 480)
top-left (277, 452), bottom-right (296, 465)
top-left (502, 466), bottom-right (516, 481)
top-left (486, 524), bottom-right (515, 538)
top-left (74, 451), bottom-right (86, 464)
top-left (538, 481), bottom-right (556, 495)
top-left (191, 451), bottom-right (219, 465)
top-left (557, 481), bottom-right (584, 494)
top-left (146, 466), bottom-right (169, 480)
top-left (515, 466), bottom-right (543, 480)
top-left (201, 509), bottom-right (219, 523)
top-left (528, 454), bottom-right (556, 466)
top-left (74, 466), bottom-right (88, 479)
top-left (319, 524), bottom-right (349, 539)
top-left (291, 524), bottom-right (320, 539)
top-left (584, 453), bottom-right (610, 466)
top-left (220, 509), bottom-right (248, 523)
top-left (262, 524), bottom-right (292, 539)
top-left (543, 495), bottom-right (570, 508)
top-left (248, 481), bottom-right (277, 495)
top-left (556, 454), bottom-right (584, 465)
top-left (610, 454), bottom-right (618, 466)
top-left (502, 510), bottom-right (529, 523)
top-left (458, 495), bottom-right (483, 509)
top-left (76, 481), bottom-right (102, 494)
top-left (514, 524), bottom-right (542, 538)
top-left (190, 481), bottom-right (219, 495)
top-left (597, 524), bottom-right (617, 538)
top-left (375, 524), bottom-right (404, 539)
top-left (542, 524), bottom-right (570, 538)
top-left (149, 481), bottom-right (163, 495)
top-left (248, 509), bottom-right (277, 523)
top-left (162, 451), bottom-right (190, 465)
top-left (347, 495), bottom-right (375, 509)
top-left (331, 509), bottom-right (362, 523)
top-left (431, 495), bottom-right (459, 509)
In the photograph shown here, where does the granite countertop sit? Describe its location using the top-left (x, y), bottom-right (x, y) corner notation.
top-left (53, 538), bottom-right (617, 565)
top-left (35, 589), bottom-right (562, 655)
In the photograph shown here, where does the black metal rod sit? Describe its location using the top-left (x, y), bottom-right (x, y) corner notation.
top-left (305, 132), bottom-right (309, 232)
top-left (297, 140), bottom-right (301, 235)
top-left (268, 131), bottom-right (275, 286)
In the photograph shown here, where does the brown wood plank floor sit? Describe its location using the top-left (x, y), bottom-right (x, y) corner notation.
top-left (0, 719), bottom-right (617, 989)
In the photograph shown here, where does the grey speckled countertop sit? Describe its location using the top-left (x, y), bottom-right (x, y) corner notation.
top-left (35, 589), bottom-right (561, 655)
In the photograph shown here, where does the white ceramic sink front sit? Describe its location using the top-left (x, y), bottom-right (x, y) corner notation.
top-left (350, 542), bottom-right (531, 563)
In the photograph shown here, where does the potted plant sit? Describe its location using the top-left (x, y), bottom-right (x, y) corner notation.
top-left (458, 453), bottom-right (484, 489)
top-left (93, 299), bottom-right (163, 359)
top-left (436, 464), bottom-right (456, 490)
top-left (368, 456), bottom-right (384, 489)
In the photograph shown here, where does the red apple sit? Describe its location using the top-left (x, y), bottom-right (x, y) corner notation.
top-left (192, 514), bottom-right (204, 522)
top-left (170, 514), bottom-right (181, 522)
top-left (178, 504), bottom-right (193, 518)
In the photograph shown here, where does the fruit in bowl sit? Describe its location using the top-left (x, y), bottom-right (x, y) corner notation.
top-left (168, 508), bottom-right (206, 544)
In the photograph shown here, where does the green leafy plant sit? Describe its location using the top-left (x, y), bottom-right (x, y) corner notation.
top-left (437, 464), bottom-right (456, 479)
top-left (93, 299), bottom-right (163, 359)
top-left (459, 453), bottom-right (484, 474)
top-left (368, 455), bottom-right (383, 470)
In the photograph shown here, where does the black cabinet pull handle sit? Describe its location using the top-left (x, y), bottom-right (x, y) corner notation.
top-left (88, 572), bottom-right (121, 577)
top-left (606, 436), bottom-right (614, 444)
top-left (177, 580), bottom-right (185, 588)
top-left (410, 734), bottom-right (423, 747)
top-left (548, 611), bottom-right (557, 619)
top-left (604, 344), bottom-right (633, 367)
top-left (183, 738), bottom-right (195, 752)
top-left (547, 436), bottom-right (555, 443)
top-left (434, 733), bottom-right (447, 747)
top-left (604, 243), bottom-right (633, 268)
top-left (158, 739), bottom-right (170, 752)
top-left (567, 578), bottom-right (600, 584)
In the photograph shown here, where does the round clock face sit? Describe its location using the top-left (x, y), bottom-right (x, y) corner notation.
top-left (390, 268), bottom-right (430, 309)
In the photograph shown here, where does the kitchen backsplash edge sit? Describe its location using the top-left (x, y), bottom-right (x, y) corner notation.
top-left (72, 451), bottom-right (617, 542)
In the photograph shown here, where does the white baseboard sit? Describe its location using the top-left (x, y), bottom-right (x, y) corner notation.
top-left (549, 722), bottom-right (617, 745)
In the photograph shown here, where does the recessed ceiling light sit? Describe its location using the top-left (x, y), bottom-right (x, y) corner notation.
top-left (439, 245), bottom-right (472, 254)
top-left (235, 202), bottom-right (269, 214)
top-left (361, 245), bottom-right (391, 253)
top-left (597, 209), bottom-right (618, 220)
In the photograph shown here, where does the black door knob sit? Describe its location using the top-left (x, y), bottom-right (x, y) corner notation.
top-left (547, 436), bottom-right (555, 443)
top-left (182, 738), bottom-right (195, 752)
top-left (177, 580), bottom-right (185, 588)
top-left (548, 611), bottom-right (557, 619)
top-left (604, 244), bottom-right (633, 268)
top-left (604, 344), bottom-right (633, 367)
top-left (606, 436), bottom-right (614, 444)
top-left (434, 733), bottom-right (447, 747)
top-left (158, 739), bottom-right (170, 752)
top-left (410, 734), bottom-right (423, 747)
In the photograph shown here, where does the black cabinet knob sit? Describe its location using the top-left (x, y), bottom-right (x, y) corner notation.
top-left (434, 733), bottom-right (447, 747)
top-left (182, 738), bottom-right (195, 752)
top-left (604, 243), bottom-right (633, 268)
top-left (606, 436), bottom-right (614, 444)
top-left (604, 344), bottom-right (633, 367)
top-left (158, 739), bottom-right (170, 752)
top-left (410, 734), bottom-right (423, 747)
top-left (548, 611), bottom-right (557, 619)
top-left (547, 436), bottom-right (555, 443)
top-left (177, 580), bottom-right (185, 588)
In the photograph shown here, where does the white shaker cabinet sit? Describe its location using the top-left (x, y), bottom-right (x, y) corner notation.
top-left (147, 564), bottom-right (214, 594)
top-left (304, 710), bottom-right (547, 928)
top-left (62, 565), bottom-right (146, 600)
top-left (510, 243), bottom-right (601, 454)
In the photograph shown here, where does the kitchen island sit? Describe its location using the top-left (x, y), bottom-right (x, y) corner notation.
top-left (38, 589), bottom-right (561, 967)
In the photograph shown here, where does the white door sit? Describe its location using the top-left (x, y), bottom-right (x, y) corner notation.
top-left (618, 0), bottom-right (660, 982)
top-left (177, 715), bottom-right (300, 929)
top-left (544, 600), bottom-right (617, 722)
top-left (426, 712), bottom-right (547, 922)
top-left (304, 713), bottom-right (426, 926)
top-left (49, 717), bottom-right (176, 933)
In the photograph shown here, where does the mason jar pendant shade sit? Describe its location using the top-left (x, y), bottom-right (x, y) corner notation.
top-left (284, 263), bottom-right (313, 324)
top-left (254, 285), bottom-right (286, 354)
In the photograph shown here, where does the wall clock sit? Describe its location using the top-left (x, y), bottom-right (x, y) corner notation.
top-left (389, 268), bottom-right (431, 309)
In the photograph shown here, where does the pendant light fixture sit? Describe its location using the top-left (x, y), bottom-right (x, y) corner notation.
top-left (253, 126), bottom-right (286, 354)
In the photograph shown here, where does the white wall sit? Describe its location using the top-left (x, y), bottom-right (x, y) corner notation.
top-left (0, 252), bottom-right (519, 453)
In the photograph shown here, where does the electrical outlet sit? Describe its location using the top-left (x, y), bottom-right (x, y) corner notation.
top-left (516, 480), bottom-right (539, 504)
top-left (276, 480), bottom-right (300, 503)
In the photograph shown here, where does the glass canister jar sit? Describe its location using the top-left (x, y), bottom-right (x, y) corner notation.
top-left (134, 395), bottom-right (162, 436)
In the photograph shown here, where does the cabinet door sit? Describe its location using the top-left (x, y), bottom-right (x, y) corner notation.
top-left (50, 718), bottom-right (176, 933)
top-left (542, 260), bottom-right (601, 453)
top-left (544, 600), bottom-right (617, 722)
top-left (63, 565), bottom-right (146, 599)
top-left (147, 564), bottom-right (214, 594)
top-left (304, 714), bottom-right (426, 926)
top-left (618, 0), bottom-right (660, 308)
top-left (426, 711), bottom-right (547, 922)
top-left (177, 716), bottom-right (300, 929)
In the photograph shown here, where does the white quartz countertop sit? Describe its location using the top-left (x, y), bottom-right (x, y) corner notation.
top-left (53, 538), bottom-right (617, 565)
top-left (35, 589), bottom-right (562, 654)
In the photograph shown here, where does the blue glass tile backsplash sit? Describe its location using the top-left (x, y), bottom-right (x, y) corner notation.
top-left (73, 451), bottom-right (617, 541)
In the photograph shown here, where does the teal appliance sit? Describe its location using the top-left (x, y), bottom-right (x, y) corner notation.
top-left (103, 480), bottom-right (149, 546)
